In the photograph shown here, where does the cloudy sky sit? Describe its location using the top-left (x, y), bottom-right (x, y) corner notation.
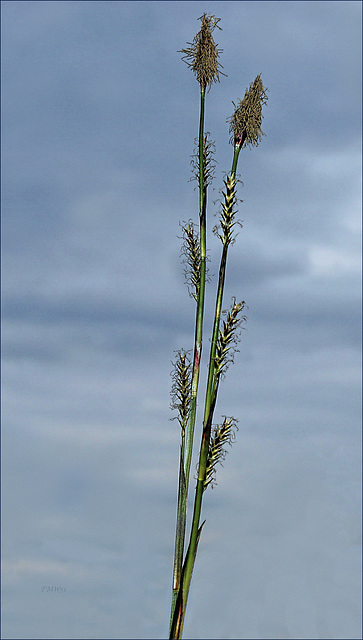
top-left (1, 2), bottom-right (361, 639)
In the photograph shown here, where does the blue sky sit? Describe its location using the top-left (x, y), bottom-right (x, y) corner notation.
top-left (1, 1), bottom-right (361, 639)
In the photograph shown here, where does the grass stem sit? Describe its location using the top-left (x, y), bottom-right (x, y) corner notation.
top-left (169, 85), bottom-right (207, 632)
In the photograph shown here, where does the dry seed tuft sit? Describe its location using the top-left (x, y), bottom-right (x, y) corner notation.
top-left (180, 13), bottom-right (225, 90)
top-left (228, 74), bottom-right (268, 147)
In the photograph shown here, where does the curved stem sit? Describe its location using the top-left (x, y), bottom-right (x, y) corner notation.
top-left (171, 144), bottom-right (242, 638)
top-left (169, 86), bottom-right (207, 634)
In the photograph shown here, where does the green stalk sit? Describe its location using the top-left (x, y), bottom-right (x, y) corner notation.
top-left (205, 142), bottom-right (241, 403)
top-left (169, 85), bottom-right (207, 631)
top-left (185, 86), bottom-right (207, 482)
top-left (170, 144), bottom-right (242, 639)
top-left (169, 441), bottom-right (186, 627)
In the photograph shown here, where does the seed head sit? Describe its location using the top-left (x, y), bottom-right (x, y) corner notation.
top-left (190, 132), bottom-right (216, 187)
top-left (180, 13), bottom-right (225, 90)
top-left (170, 350), bottom-right (192, 435)
top-left (204, 417), bottom-right (238, 490)
top-left (213, 173), bottom-right (241, 246)
top-left (214, 299), bottom-right (247, 380)
top-left (228, 74), bottom-right (268, 147)
top-left (179, 221), bottom-right (201, 301)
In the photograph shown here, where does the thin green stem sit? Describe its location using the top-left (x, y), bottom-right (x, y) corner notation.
top-left (169, 86), bottom-right (207, 633)
top-left (170, 440), bottom-right (186, 627)
top-left (231, 141), bottom-right (241, 176)
top-left (170, 144), bottom-right (242, 638)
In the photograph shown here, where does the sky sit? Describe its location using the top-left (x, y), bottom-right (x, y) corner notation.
top-left (1, 1), bottom-right (361, 639)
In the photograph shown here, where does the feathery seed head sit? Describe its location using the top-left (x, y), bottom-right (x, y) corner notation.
top-left (214, 173), bottom-right (241, 246)
top-left (204, 417), bottom-right (238, 490)
top-left (228, 74), bottom-right (268, 147)
top-left (170, 350), bottom-right (192, 435)
top-left (180, 13), bottom-right (225, 90)
top-left (214, 299), bottom-right (247, 380)
top-left (179, 221), bottom-right (201, 301)
top-left (190, 132), bottom-right (216, 187)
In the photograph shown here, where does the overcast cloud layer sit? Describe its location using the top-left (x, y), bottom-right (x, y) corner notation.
top-left (1, 2), bottom-right (362, 639)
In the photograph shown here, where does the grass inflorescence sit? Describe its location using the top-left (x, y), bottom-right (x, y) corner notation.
top-left (179, 222), bottom-right (201, 301)
top-left (214, 299), bottom-right (247, 381)
top-left (170, 350), bottom-right (192, 435)
top-left (204, 417), bottom-right (239, 490)
top-left (228, 74), bottom-right (269, 147)
top-left (180, 13), bottom-right (225, 90)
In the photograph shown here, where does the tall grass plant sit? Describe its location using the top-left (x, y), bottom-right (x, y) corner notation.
top-left (168, 14), bottom-right (268, 638)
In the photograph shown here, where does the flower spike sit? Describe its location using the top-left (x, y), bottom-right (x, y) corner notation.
top-left (180, 13), bottom-right (225, 90)
top-left (228, 74), bottom-right (268, 148)
top-left (204, 417), bottom-right (239, 490)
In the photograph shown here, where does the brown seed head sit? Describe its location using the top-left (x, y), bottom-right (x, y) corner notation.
top-left (180, 13), bottom-right (225, 90)
top-left (228, 74), bottom-right (268, 147)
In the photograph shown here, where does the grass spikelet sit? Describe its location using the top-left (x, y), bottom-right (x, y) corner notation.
top-left (228, 74), bottom-right (268, 148)
top-left (179, 13), bottom-right (225, 90)
top-left (214, 299), bottom-right (247, 380)
top-left (190, 132), bottom-right (216, 187)
top-left (180, 222), bottom-right (201, 301)
top-left (170, 350), bottom-right (192, 435)
top-left (214, 173), bottom-right (240, 245)
top-left (204, 417), bottom-right (238, 490)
